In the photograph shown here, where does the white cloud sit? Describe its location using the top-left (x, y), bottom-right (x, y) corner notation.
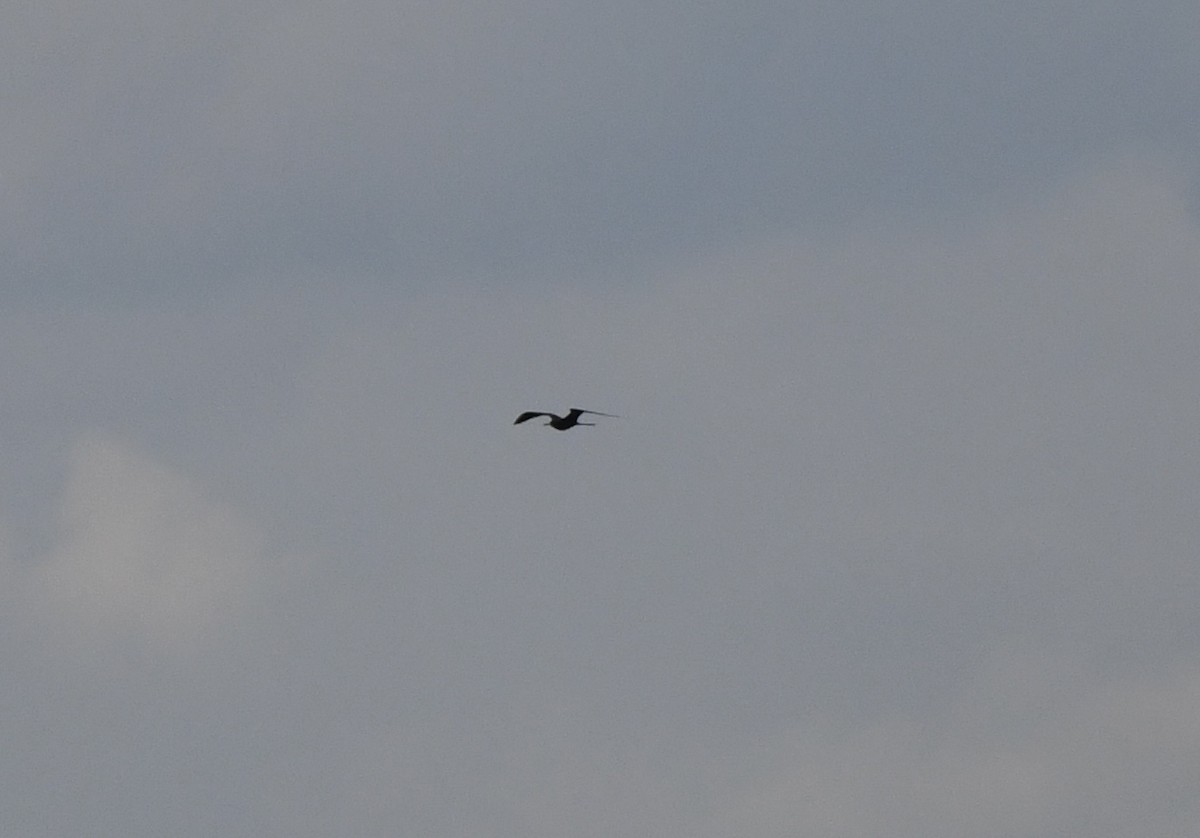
top-left (24, 433), bottom-right (262, 650)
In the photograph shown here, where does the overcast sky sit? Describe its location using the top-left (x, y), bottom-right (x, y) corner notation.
top-left (2, 2), bottom-right (1199, 835)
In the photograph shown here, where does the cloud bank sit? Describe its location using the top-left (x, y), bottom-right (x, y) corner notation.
top-left (1, 1), bottom-right (1198, 835)
top-left (3, 1), bottom-right (1197, 299)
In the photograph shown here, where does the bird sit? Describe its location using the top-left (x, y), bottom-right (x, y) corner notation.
top-left (513, 408), bottom-right (619, 430)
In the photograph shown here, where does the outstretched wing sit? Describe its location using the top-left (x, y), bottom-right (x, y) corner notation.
top-left (514, 411), bottom-right (553, 425)
top-left (573, 408), bottom-right (620, 418)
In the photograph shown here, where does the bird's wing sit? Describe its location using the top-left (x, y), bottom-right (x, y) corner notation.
top-left (514, 411), bottom-right (552, 425)
top-left (574, 408), bottom-right (620, 418)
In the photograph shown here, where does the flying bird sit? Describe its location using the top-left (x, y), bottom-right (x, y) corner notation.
top-left (513, 408), bottom-right (619, 430)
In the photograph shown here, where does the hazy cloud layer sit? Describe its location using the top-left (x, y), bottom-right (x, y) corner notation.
top-left (2, 2), bottom-right (1198, 836)
top-left (3, 1), bottom-right (1198, 299)
top-left (2, 150), bottom-right (1198, 834)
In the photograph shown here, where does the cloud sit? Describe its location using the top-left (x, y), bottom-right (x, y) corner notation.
top-left (210, 151), bottom-right (1198, 836)
top-left (697, 652), bottom-right (1200, 838)
top-left (0, 151), bottom-right (1195, 835)
top-left (3, 1), bottom-right (1198, 301)
top-left (288, 652), bottom-right (1200, 837)
top-left (23, 433), bottom-right (262, 650)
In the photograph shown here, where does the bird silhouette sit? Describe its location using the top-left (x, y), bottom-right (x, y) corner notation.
top-left (513, 408), bottom-right (619, 430)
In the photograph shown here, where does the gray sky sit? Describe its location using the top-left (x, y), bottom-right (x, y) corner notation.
top-left (2, 2), bottom-right (1198, 835)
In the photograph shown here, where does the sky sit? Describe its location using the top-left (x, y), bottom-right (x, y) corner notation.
top-left (1, 1), bottom-right (1198, 835)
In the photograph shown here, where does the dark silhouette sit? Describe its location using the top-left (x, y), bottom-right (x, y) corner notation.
top-left (513, 408), bottom-right (619, 430)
